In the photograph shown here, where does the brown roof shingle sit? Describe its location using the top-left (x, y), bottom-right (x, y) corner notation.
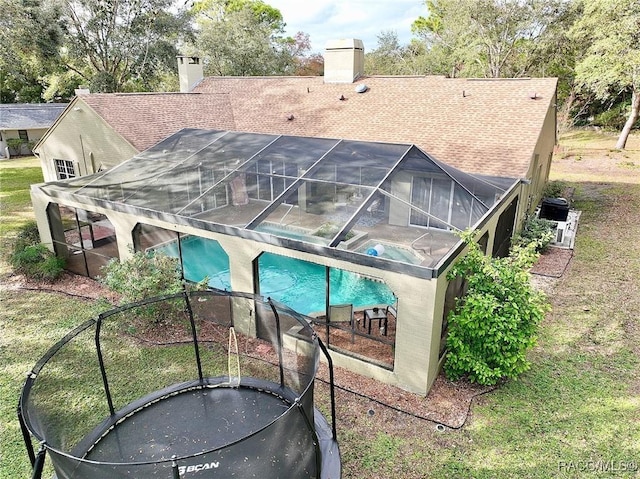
top-left (81, 75), bottom-right (557, 177)
top-left (82, 93), bottom-right (235, 151)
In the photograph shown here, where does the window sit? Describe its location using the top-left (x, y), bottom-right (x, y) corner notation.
top-left (55, 159), bottom-right (76, 180)
top-left (18, 130), bottom-right (28, 141)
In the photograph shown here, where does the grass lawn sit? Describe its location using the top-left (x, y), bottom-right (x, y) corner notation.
top-left (2, 137), bottom-right (640, 478)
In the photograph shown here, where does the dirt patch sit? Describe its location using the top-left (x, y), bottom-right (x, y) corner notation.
top-left (316, 364), bottom-right (494, 428)
top-left (1, 271), bottom-right (120, 304)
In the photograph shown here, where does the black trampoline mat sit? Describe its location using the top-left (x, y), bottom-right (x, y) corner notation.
top-left (85, 385), bottom-right (292, 462)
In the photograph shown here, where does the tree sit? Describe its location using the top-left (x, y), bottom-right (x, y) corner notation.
top-left (285, 32), bottom-right (323, 76)
top-left (365, 30), bottom-right (431, 75)
top-left (569, 0), bottom-right (640, 149)
top-left (0, 0), bottom-right (64, 101)
top-left (61, 0), bottom-right (193, 92)
top-left (412, 0), bottom-right (568, 78)
top-left (193, 0), bottom-right (308, 76)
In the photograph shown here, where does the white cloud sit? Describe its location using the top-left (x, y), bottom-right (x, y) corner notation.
top-left (268, 0), bottom-right (425, 53)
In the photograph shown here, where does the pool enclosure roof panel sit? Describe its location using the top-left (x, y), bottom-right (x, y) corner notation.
top-left (40, 129), bottom-right (515, 272)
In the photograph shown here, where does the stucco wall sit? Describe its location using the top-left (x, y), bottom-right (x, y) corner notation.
top-left (34, 99), bottom-right (138, 182)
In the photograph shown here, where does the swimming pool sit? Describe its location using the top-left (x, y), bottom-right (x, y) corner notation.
top-left (356, 240), bottom-right (424, 265)
top-left (254, 223), bottom-right (327, 245)
top-left (155, 236), bottom-right (395, 315)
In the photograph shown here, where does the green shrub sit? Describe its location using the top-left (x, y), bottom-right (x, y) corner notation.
top-left (10, 244), bottom-right (66, 281)
top-left (9, 222), bottom-right (65, 281)
top-left (6, 138), bottom-right (24, 150)
top-left (444, 230), bottom-right (550, 385)
top-left (99, 251), bottom-right (208, 323)
top-left (514, 215), bottom-right (556, 253)
top-left (12, 221), bottom-right (41, 252)
top-left (99, 251), bottom-right (186, 303)
top-left (542, 180), bottom-right (568, 199)
top-left (592, 104), bottom-right (628, 130)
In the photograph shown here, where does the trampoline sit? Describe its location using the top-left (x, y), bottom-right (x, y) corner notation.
top-left (18, 290), bottom-right (340, 478)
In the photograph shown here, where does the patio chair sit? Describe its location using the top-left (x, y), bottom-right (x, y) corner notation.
top-left (329, 303), bottom-right (356, 343)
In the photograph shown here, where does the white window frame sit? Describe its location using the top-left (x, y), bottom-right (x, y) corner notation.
top-left (54, 159), bottom-right (76, 180)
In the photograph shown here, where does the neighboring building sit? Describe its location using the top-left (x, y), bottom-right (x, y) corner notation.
top-left (30, 40), bottom-right (558, 396)
top-left (0, 103), bottom-right (67, 158)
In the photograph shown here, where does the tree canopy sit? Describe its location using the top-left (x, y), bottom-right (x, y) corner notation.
top-left (1, 0), bottom-right (639, 144)
top-left (192, 0), bottom-right (310, 76)
top-left (569, 0), bottom-right (640, 149)
top-left (61, 0), bottom-right (193, 93)
top-left (411, 0), bottom-right (570, 78)
top-left (0, 0), bottom-right (64, 102)
top-left (361, 0), bottom-right (638, 145)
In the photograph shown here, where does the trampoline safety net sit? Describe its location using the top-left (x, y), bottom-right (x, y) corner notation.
top-left (19, 289), bottom-right (340, 479)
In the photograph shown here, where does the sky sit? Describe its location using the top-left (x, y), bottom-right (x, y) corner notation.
top-left (267, 0), bottom-right (426, 53)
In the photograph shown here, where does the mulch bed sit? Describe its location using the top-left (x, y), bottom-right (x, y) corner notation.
top-left (530, 246), bottom-right (574, 278)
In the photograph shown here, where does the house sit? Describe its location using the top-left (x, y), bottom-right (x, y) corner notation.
top-left (30, 40), bottom-right (558, 395)
top-left (0, 103), bottom-right (67, 158)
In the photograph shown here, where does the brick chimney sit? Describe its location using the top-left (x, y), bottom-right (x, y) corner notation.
top-left (177, 56), bottom-right (204, 93)
top-left (323, 39), bottom-right (365, 83)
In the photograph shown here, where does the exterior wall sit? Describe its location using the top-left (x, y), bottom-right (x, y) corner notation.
top-left (34, 99), bottom-right (138, 182)
top-left (517, 91), bottom-right (558, 228)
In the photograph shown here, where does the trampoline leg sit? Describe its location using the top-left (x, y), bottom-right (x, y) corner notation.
top-left (31, 445), bottom-right (46, 479)
top-left (17, 404), bottom-right (36, 466)
top-left (172, 455), bottom-right (180, 479)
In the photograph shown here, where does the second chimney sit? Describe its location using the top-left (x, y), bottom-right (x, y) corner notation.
top-left (323, 39), bottom-right (364, 84)
top-left (177, 55), bottom-right (204, 93)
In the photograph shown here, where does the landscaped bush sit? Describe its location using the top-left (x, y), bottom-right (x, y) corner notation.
top-left (9, 221), bottom-right (66, 281)
top-left (513, 215), bottom-right (556, 253)
top-left (99, 251), bottom-right (188, 304)
top-left (444, 230), bottom-right (550, 386)
top-left (542, 180), bottom-right (568, 199)
top-left (6, 138), bottom-right (25, 154)
top-left (12, 221), bottom-right (41, 251)
top-left (10, 244), bottom-right (66, 281)
top-left (99, 251), bottom-right (208, 324)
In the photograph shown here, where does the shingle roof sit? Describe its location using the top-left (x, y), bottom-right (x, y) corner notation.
top-left (0, 103), bottom-right (68, 129)
top-left (81, 93), bottom-right (236, 151)
top-left (79, 75), bottom-right (557, 177)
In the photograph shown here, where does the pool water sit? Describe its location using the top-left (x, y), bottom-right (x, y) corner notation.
top-left (254, 223), bottom-right (327, 245)
top-left (156, 237), bottom-right (395, 315)
top-left (258, 253), bottom-right (395, 314)
top-left (158, 236), bottom-right (231, 291)
top-left (357, 240), bottom-right (423, 265)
